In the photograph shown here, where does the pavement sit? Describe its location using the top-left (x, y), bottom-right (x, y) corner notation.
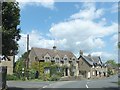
top-left (7, 74), bottom-right (119, 90)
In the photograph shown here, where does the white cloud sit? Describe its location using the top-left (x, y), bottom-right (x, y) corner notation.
top-left (48, 2), bottom-right (118, 61)
top-left (16, 0), bottom-right (55, 9)
top-left (111, 3), bottom-right (119, 13)
top-left (111, 34), bottom-right (118, 50)
top-left (111, 34), bottom-right (118, 42)
top-left (49, 18), bottom-right (117, 51)
top-left (91, 51), bottom-right (118, 63)
top-left (74, 4), bottom-right (80, 9)
top-left (70, 3), bottom-right (104, 20)
top-left (16, 2), bottom-right (118, 62)
top-left (17, 30), bottom-right (54, 60)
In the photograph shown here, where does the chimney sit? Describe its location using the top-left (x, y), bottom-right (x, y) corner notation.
top-left (80, 50), bottom-right (83, 55)
top-left (88, 54), bottom-right (91, 57)
top-left (53, 46), bottom-right (57, 50)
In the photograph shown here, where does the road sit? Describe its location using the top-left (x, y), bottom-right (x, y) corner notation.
top-left (44, 75), bottom-right (119, 88)
top-left (7, 75), bottom-right (119, 90)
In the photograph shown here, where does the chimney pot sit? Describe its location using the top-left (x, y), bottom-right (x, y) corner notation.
top-left (88, 54), bottom-right (91, 57)
top-left (53, 46), bottom-right (57, 50)
top-left (80, 50), bottom-right (83, 55)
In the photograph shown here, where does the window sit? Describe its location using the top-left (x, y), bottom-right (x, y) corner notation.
top-left (56, 58), bottom-right (59, 60)
top-left (93, 71), bottom-right (95, 75)
top-left (64, 58), bottom-right (68, 63)
top-left (35, 57), bottom-right (38, 61)
top-left (73, 60), bottom-right (76, 64)
top-left (45, 57), bottom-right (50, 62)
top-left (56, 67), bottom-right (61, 72)
top-left (45, 57), bottom-right (50, 59)
top-left (56, 58), bottom-right (59, 63)
top-left (64, 58), bottom-right (67, 60)
top-left (44, 68), bottom-right (50, 74)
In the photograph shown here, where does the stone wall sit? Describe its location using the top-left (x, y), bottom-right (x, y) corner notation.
top-left (0, 56), bottom-right (13, 75)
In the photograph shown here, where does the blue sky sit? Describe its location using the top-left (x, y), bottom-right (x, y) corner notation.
top-left (16, 1), bottom-right (118, 63)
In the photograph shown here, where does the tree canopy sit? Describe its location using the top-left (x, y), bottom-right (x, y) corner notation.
top-left (105, 60), bottom-right (117, 67)
top-left (2, 2), bottom-right (21, 60)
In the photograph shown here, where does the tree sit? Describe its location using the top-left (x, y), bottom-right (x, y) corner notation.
top-left (105, 60), bottom-right (117, 75)
top-left (15, 57), bottom-right (25, 79)
top-left (105, 60), bottom-right (117, 67)
top-left (2, 2), bottom-right (21, 60)
top-left (14, 51), bottom-right (30, 79)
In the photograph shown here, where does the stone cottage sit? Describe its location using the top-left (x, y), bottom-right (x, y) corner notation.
top-left (28, 46), bottom-right (79, 77)
top-left (78, 50), bottom-right (107, 79)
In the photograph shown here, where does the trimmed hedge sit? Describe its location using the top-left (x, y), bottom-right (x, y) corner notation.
top-left (7, 74), bottom-right (19, 80)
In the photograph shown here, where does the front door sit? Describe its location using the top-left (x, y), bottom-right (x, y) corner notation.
top-left (87, 72), bottom-right (91, 79)
top-left (65, 68), bottom-right (68, 76)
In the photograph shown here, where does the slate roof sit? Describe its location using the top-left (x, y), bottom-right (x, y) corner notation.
top-left (79, 55), bottom-right (102, 66)
top-left (31, 47), bottom-right (76, 60)
top-left (83, 55), bottom-right (93, 66)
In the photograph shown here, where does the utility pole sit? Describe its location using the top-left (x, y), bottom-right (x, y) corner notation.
top-left (26, 34), bottom-right (29, 80)
top-left (27, 34), bottom-right (29, 53)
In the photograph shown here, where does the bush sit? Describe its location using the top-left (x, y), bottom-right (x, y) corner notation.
top-left (44, 74), bottom-right (50, 81)
top-left (29, 69), bottom-right (36, 79)
top-left (50, 74), bottom-right (60, 81)
top-left (7, 74), bottom-right (19, 80)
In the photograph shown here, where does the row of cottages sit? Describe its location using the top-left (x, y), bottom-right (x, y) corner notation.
top-left (28, 46), bottom-right (79, 77)
top-left (78, 50), bottom-right (107, 79)
top-left (28, 46), bottom-right (107, 79)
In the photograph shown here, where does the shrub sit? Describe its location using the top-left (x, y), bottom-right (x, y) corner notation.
top-left (44, 74), bottom-right (50, 81)
top-left (50, 74), bottom-right (60, 81)
top-left (7, 74), bottom-right (19, 80)
top-left (29, 69), bottom-right (36, 79)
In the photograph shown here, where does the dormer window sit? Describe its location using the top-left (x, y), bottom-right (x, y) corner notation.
top-left (45, 57), bottom-right (50, 62)
top-left (73, 59), bottom-right (75, 60)
top-left (56, 58), bottom-right (60, 63)
top-left (64, 58), bottom-right (68, 63)
top-left (35, 57), bottom-right (37, 61)
top-left (64, 58), bottom-right (67, 60)
top-left (45, 57), bottom-right (50, 59)
top-left (56, 58), bottom-right (59, 60)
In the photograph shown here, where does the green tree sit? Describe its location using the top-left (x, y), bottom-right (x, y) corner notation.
top-left (15, 58), bottom-right (25, 79)
top-left (2, 2), bottom-right (21, 60)
top-left (105, 60), bottom-right (117, 75)
top-left (105, 60), bottom-right (117, 67)
top-left (14, 51), bottom-right (29, 79)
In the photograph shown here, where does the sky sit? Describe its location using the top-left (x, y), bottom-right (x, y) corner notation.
top-left (16, 0), bottom-right (119, 63)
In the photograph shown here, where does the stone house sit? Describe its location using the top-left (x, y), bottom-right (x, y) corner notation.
top-left (28, 46), bottom-right (79, 77)
top-left (78, 50), bottom-right (107, 79)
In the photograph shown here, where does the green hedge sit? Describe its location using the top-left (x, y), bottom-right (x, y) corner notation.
top-left (50, 75), bottom-right (60, 81)
top-left (7, 74), bottom-right (19, 80)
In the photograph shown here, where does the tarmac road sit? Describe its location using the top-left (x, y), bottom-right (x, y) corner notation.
top-left (7, 75), bottom-right (119, 90)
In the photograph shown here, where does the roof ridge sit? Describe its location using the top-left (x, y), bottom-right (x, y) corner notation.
top-left (32, 47), bottom-right (73, 53)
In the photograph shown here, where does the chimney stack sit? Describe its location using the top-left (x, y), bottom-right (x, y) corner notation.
top-left (88, 54), bottom-right (91, 57)
top-left (80, 50), bottom-right (83, 55)
top-left (53, 46), bottom-right (57, 50)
